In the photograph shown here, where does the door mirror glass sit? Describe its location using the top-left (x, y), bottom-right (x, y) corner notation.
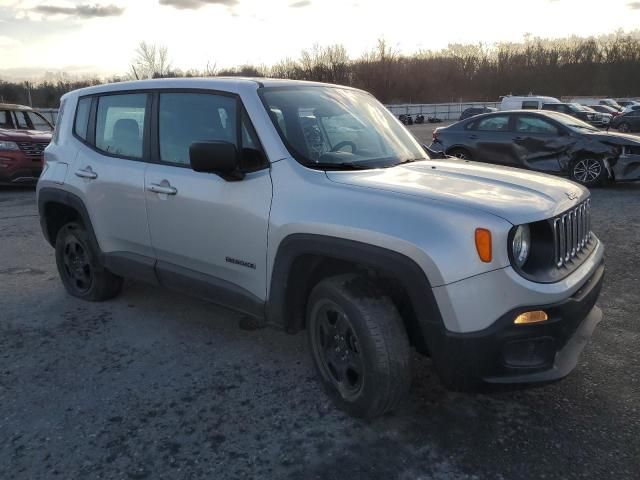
top-left (189, 141), bottom-right (242, 180)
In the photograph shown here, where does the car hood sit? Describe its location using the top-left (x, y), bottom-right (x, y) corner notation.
top-left (326, 159), bottom-right (588, 225)
top-left (583, 130), bottom-right (640, 147)
top-left (0, 128), bottom-right (52, 142)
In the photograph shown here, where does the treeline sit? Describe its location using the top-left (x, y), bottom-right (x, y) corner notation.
top-left (2, 31), bottom-right (640, 108)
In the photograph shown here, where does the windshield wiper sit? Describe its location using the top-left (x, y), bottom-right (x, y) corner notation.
top-left (386, 158), bottom-right (427, 168)
top-left (309, 162), bottom-right (371, 170)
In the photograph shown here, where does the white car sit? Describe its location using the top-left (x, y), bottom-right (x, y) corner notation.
top-left (500, 95), bottom-right (561, 110)
top-left (622, 104), bottom-right (640, 114)
top-left (568, 98), bottom-right (624, 111)
top-left (37, 78), bottom-right (605, 418)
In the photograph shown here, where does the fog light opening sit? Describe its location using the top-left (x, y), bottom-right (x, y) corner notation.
top-left (514, 310), bottom-right (549, 325)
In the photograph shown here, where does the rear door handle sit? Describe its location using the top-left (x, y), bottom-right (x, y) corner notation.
top-left (147, 182), bottom-right (177, 195)
top-left (468, 135), bottom-right (478, 140)
top-left (514, 136), bottom-right (525, 141)
top-left (75, 167), bottom-right (97, 180)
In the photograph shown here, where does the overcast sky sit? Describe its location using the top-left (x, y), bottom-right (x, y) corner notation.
top-left (1, 0), bottom-right (640, 80)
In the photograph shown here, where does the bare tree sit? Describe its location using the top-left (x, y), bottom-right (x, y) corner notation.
top-left (4, 31), bottom-right (640, 107)
top-left (129, 42), bottom-right (172, 80)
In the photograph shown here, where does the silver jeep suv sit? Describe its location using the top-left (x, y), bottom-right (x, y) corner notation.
top-left (37, 79), bottom-right (605, 418)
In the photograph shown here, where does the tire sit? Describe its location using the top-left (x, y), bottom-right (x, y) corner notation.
top-left (55, 222), bottom-right (123, 301)
top-left (569, 157), bottom-right (607, 187)
top-left (447, 148), bottom-right (472, 160)
top-left (618, 122), bottom-right (630, 133)
top-left (307, 274), bottom-right (411, 419)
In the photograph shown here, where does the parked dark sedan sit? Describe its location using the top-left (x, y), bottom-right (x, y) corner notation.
top-left (459, 106), bottom-right (497, 121)
top-left (542, 102), bottom-right (593, 121)
top-left (610, 110), bottom-right (640, 133)
top-left (430, 110), bottom-right (640, 186)
top-left (588, 104), bottom-right (621, 118)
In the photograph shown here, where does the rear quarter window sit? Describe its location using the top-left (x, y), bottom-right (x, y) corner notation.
top-left (74, 97), bottom-right (92, 141)
top-left (52, 100), bottom-right (66, 144)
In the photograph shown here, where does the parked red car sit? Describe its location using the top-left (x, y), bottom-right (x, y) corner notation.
top-left (0, 104), bottom-right (53, 185)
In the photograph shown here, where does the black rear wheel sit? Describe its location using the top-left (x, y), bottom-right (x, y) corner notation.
top-left (55, 222), bottom-right (123, 301)
top-left (447, 148), bottom-right (472, 160)
top-left (307, 275), bottom-right (411, 418)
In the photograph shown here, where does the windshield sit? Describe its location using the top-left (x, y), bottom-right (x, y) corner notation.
top-left (569, 103), bottom-right (589, 112)
top-left (543, 111), bottom-right (599, 132)
top-left (0, 109), bottom-right (53, 132)
top-left (602, 99), bottom-right (622, 109)
top-left (260, 86), bottom-right (427, 169)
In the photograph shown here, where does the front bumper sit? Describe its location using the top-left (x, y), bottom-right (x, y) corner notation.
top-left (0, 151), bottom-right (43, 185)
top-left (430, 260), bottom-right (604, 389)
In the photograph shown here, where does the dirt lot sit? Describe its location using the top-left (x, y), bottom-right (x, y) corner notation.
top-left (1, 178), bottom-right (639, 479)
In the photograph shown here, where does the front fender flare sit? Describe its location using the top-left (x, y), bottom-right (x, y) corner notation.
top-left (266, 234), bottom-right (445, 346)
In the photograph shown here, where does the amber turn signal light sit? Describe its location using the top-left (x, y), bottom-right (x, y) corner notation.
top-left (514, 310), bottom-right (549, 325)
top-left (475, 228), bottom-right (492, 263)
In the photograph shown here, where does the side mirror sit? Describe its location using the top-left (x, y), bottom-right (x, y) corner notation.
top-left (189, 141), bottom-right (243, 180)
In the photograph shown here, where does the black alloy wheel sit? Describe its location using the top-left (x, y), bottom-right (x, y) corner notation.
top-left (61, 236), bottom-right (93, 293)
top-left (313, 300), bottom-right (364, 400)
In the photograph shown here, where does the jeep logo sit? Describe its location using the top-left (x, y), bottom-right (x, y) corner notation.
top-left (565, 191), bottom-right (580, 201)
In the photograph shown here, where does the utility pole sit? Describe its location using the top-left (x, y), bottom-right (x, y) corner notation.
top-left (24, 82), bottom-right (33, 107)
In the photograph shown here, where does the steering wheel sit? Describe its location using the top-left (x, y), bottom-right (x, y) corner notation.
top-left (331, 141), bottom-right (357, 154)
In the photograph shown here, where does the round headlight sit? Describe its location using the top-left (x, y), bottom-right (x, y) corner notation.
top-left (512, 225), bottom-right (531, 268)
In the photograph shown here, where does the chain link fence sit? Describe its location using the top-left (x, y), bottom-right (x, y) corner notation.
top-left (385, 102), bottom-right (500, 121)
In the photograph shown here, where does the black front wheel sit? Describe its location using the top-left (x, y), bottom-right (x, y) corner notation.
top-left (569, 158), bottom-right (607, 187)
top-left (307, 275), bottom-right (411, 418)
top-left (55, 222), bottom-right (123, 301)
top-left (618, 122), bottom-right (630, 133)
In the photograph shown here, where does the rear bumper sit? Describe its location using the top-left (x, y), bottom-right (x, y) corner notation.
top-left (430, 260), bottom-right (604, 389)
top-left (612, 152), bottom-right (640, 181)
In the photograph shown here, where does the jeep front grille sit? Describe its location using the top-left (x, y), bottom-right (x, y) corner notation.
top-left (17, 141), bottom-right (48, 159)
top-left (552, 199), bottom-right (592, 268)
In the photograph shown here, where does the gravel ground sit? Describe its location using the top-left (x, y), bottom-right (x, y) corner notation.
top-left (1, 177), bottom-right (639, 479)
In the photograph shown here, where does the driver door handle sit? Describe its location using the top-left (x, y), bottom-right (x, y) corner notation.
top-left (468, 135), bottom-right (478, 140)
top-left (147, 182), bottom-right (177, 195)
top-left (75, 166), bottom-right (97, 180)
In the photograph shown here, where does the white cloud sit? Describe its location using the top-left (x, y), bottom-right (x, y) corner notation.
top-left (159, 0), bottom-right (237, 9)
top-left (0, 35), bottom-right (20, 46)
top-left (1, 0), bottom-right (640, 80)
top-left (33, 4), bottom-right (125, 18)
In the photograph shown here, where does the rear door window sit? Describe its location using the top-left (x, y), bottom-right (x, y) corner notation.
top-left (516, 116), bottom-right (560, 135)
top-left (95, 93), bottom-right (147, 159)
top-left (474, 115), bottom-right (510, 132)
top-left (13, 111), bottom-right (30, 129)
